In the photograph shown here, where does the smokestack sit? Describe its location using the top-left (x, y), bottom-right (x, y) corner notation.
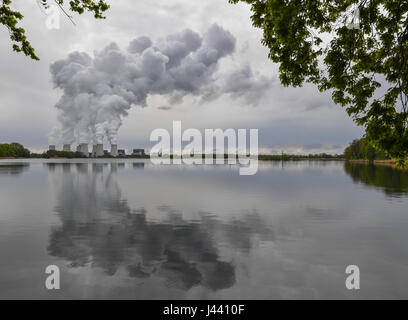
top-left (111, 144), bottom-right (118, 157)
top-left (63, 144), bottom-right (71, 152)
top-left (78, 143), bottom-right (89, 157)
top-left (96, 144), bottom-right (104, 157)
top-left (49, 145), bottom-right (56, 151)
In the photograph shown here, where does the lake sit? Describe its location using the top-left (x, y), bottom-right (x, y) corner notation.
top-left (0, 159), bottom-right (407, 299)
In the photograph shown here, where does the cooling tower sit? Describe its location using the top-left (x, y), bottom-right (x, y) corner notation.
top-left (92, 145), bottom-right (97, 157)
top-left (111, 144), bottom-right (118, 157)
top-left (63, 144), bottom-right (71, 152)
top-left (49, 145), bottom-right (56, 151)
top-left (96, 144), bottom-right (104, 157)
top-left (78, 143), bottom-right (89, 157)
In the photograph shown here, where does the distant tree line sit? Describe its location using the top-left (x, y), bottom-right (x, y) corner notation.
top-left (344, 137), bottom-right (389, 161)
top-left (0, 142), bottom-right (89, 159)
top-left (0, 143), bottom-right (30, 158)
top-left (32, 150), bottom-right (87, 159)
top-left (1, 143), bottom-right (345, 160)
top-left (259, 153), bottom-right (343, 161)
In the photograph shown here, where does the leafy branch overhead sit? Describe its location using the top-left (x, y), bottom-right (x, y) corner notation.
top-left (230, 0), bottom-right (408, 166)
top-left (0, 0), bottom-right (110, 60)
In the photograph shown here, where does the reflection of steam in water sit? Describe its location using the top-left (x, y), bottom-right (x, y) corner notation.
top-left (344, 162), bottom-right (408, 197)
top-left (45, 162), bottom-right (274, 292)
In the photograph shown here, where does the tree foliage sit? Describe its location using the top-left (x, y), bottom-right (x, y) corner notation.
top-left (0, 142), bottom-right (30, 157)
top-left (259, 153), bottom-right (343, 160)
top-left (0, 0), bottom-right (109, 60)
top-left (42, 149), bottom-right (87, 158)
top-left (229, 0), bottom-right (408, 166)
top-left (344, 137), bottom-right (389, 160)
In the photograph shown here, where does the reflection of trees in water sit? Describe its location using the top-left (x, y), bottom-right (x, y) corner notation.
top-left (344, 162), bottom-right (408, 196)
top-left (0, 163), bottom-right (29, 175)
top-left (45, 163), bottom-right (274, 291)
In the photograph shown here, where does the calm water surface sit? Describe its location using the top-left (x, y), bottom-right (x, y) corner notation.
top-left (0, 159), bottom-right (407, 299)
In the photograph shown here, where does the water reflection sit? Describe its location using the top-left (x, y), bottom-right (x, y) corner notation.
top-left (344, 162), bottom-right (408, 197)
top-left (45, 163), bottom-right (273, 292)
top-left (2, 160), bottom-right (408, 299)
top-left (0, 162), bottom-right (29, 175)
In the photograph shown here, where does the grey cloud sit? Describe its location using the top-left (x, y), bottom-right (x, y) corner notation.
top-left (157, 106), bottom-right (172, 111)
top-left (199, 64), bottom-right (273, 105)
top-left (222, 65), bottom-right (272, 105)
top-left (304, 94), bottom-right (334, 111)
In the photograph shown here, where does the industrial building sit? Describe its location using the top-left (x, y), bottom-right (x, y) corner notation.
top-left (49, 143), bottom-right (119, 158)
top-left (48, 144), bottom-right (146, 158)
top-left (132, 149), bottom-right (145, 156)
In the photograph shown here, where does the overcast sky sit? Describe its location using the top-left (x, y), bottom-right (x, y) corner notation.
top-left (0, 0), bottom-right (364, 154)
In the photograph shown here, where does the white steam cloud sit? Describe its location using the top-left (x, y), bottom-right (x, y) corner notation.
top-left (49, 24), bottom-right (271, 145)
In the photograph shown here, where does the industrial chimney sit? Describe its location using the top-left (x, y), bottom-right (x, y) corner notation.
top-left (96, 144), bottom-right (104, 157)
top-left (111, 144), bottom-right (118, 157)
top-left (63, 144), bottom-right (71, 152)
top-left (78, 143), bottom-right (89, 157)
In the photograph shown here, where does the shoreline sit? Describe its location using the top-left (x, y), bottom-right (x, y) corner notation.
top-left (2, 157), bottom-right (407, 170)
top-left (348, 159), bottom-right (408, 170)
top-left (349, 159), bottom-right (395, 164)
top-left (259, 158), bottom-right (345, 161)
top-left (3, 157), bottom-right (402, 165)
top-left (1, 156), bottom-right (345, 161)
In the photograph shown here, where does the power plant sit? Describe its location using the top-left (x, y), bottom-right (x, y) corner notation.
top-left (91, 145), bottom-right (97, 157)
top-left (111, 144), bottom-right (118, 157)
top-left (91, 144), bottom-right (104, 157)
top-left (49, 143), bottom-right (128, 158)
top-left (95, 144), bottom-right (104, 157)
top-left (78, 143), bottom-right (89, 157)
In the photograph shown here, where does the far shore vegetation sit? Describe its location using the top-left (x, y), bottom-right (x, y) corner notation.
top-left (1, 142), bottom-right (343, 160)
top-left (344, 137), bottom-right (389, 161)
top-left (1, 140), bottom-right (406, 170)
top-left (0, 143), bottom-right (30, 158)
top-left (343, 137), bottom-right (408, 169)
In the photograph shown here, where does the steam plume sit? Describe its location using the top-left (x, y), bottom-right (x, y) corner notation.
top-left (49, 24), bottom-right (270, 145)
